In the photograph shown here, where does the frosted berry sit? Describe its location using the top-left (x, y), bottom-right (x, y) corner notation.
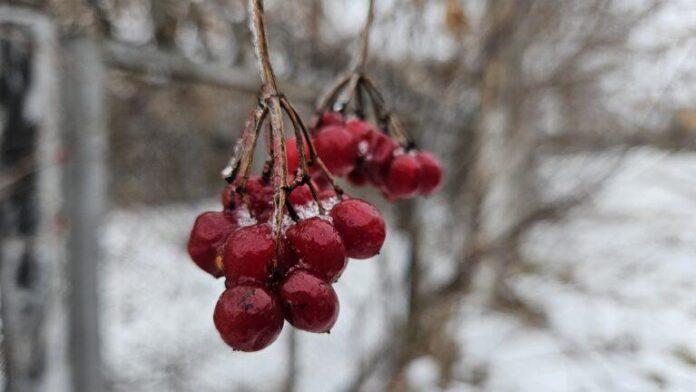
top-left (385, 153), bottom-right (421, 198)
top-left (287, 183), bottom-right (313, 206)
top-left (345, 119), bottom-right (374, 148)
top-left (330, 199), bottom-right (386, 259)
top-left (223, 224), bottom-right (275, 285)
top-left (318, 111), bottom-right (344, 127)
top-left (313, 125), bottom-right (358, 176)
top-left (187, 211), bottom-right (237, 278)
top-left (284, 217), bottom-right (346, 282)
top-left (416, 151), bottom-right (443, 195)
top-left (285, 137), bottom-right (310, 176)
top-left (214, 285), bottom-right (284, 352)
top-left (279, 270), bottom-right (339, 333)
top-left (365, 131), bottom-right (397, 185)
top-left (221, 175), bottom-right (273, 221)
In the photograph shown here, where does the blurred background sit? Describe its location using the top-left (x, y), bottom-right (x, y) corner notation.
top-left (1, 0), bottom-right (696, 391)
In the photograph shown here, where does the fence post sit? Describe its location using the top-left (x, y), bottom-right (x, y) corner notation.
top-left (0, 6), bottom-right (70, 392)
top-left (61, 34), bottom-right (105, 392)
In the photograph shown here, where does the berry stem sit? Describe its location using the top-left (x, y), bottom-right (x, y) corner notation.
top-left (353, 0), bottom-right (376, 73)
top-left (313, 73), bottom-right (351, 127)
top-left (281, 97), bottom-right (344, 199)
top-left (249, 0), bottom-right (278, 94)
top-left (249, 0), bottom-right (289, 264)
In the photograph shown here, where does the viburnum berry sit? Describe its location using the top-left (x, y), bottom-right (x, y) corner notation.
top-left (345, 118), bottom-right (374, 147)
top-left (213, 285), bottom-right (284, 352)
top-left (284, 217), bottom-right (347, 282)
top-left (347, 166), bottom-right (369, 186)
top-left (330, 199), bottom-right (386, 259)
top-left (287, 183), bottom-right (314, 206)
top-left (318, 111), bottom-right (344, 127)
top-left (187, 211), bottom-right (237, 278)
top-left (285, 137), bottom-right (310, 176)
top-left (223, 224), bottom-right (275, 285)
top-left (313, 124), bottom-right (358, 177)
top-left (279, 269), bottom-right (339, 333)
top-left (221, 175), bottom-right (273, 221)
top-left (365, 131), bottom-right (397, 186)
top-left (385, 153), bottom-right (421, 198)
top-left (416, 151), bottom-right (443, 195)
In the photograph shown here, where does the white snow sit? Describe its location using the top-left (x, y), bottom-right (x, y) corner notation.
top-left (102, 148), bottom-right (696, 391)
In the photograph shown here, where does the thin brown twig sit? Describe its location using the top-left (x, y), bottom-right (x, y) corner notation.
top-left (353, 0), bottom-right (376, 73)
top-left (249, 0), bottom-right (288, 264)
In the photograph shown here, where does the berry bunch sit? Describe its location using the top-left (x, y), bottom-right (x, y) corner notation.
top-left (287, 110), bottom-right (444, 200)
top-left (184, 0), bottom-right (441, 354)
top-left (188, 177), bottom-right (385, 351)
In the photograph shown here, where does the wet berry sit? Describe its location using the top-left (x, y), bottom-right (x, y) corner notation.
top-left (279, 270), bottom-right (339, 333)
top-left (416, 151), bottom-right (443, 195)
top-left (284, 217), bottom-right (347, 282)
top-left (345, 119), bottom-right (374, 148)
top-left (187, 211), bottom-right (237, 278)
top-left (287, 183), bottom-right (314, 206)
top-left (385, 153), bottom-right (422, 198)
top-left (313, 125), bottom-right (358, 176)
top-left (223, 224), bottom-right (275, 285)
top-left (365, 131), bottom-right (397, 185)
top-left (318, 111), bottom-right (344, 127)
top-left (221, 175), bottom-right (273, 221)
top-left (347, 166), bottom-right (369, 186)
top-left (285, 137), bottom-right (309, 176)
top-left (330, 199), bottom-right (386, 259)
top-left (214, 285), bottom-right (284, 352)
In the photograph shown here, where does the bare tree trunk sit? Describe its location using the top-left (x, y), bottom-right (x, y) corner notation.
top-left (468, 0), bottom-right (538, 303)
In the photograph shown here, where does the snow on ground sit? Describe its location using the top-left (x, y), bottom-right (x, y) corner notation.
top-left (102, 148), bottom-right (696, 391)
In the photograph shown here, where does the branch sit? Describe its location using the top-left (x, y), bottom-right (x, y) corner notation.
top-left (103, 40), bottom-right (258, 92)
top-left (427, 186), bottom-right (604, 303)
top-left (102, 39), bottom-right (316, 102)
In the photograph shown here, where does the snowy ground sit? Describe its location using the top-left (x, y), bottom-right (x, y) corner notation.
top-left (102, 148), bottom-right (696, 391)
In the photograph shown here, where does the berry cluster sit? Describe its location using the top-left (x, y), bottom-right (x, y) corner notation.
top-left (188, 175), bottom-right (386, 351)
top-left (185, 0), bottom-right (443, 354)
top-left (287, 111), bottom-right (443, 200)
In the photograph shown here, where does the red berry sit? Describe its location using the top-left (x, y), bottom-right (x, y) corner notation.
top-left (221, 176), bottom-right (273, 221)
top-left (285, 137), bottom-right (309, 176)
top-left (314, 125), bottom-right (358, 176)
top-left (279, 270), bottom-right (339, 333)
top-left (347, 164), bottom-right (369, 186)
top-left (385, 153), bottom-right (422, 198)
top-left (345, 119), bottom-right (375, 148)
top-left (319, 111), bottom-right (344, 127)
top-left (214, 285), bottom-right (284, 352)
top-left (187, 211), bottom-right (237, 278)
top-left (330, 199), bottom-right (386, 259)
top-left (284, 217), bottom-right (347, 282)
top-left (416, 151), bottom-right (443, 195)
top-left (223, 224), bottom-right (275, 285)
top-left (288, 183), bottom-right (314, 206)
top-left (365, 131), bottom-right (397, 185)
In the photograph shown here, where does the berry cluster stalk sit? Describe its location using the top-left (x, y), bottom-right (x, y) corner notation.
top-left (249, 0), bottom-right (287, 255)
top-left (353, 0), bottom-right (375, 73)
top-left (312, 0), bottom-right (413, 149)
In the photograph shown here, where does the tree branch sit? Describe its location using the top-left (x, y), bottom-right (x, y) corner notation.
top-left (102, 39), bottom-right (316, 102)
